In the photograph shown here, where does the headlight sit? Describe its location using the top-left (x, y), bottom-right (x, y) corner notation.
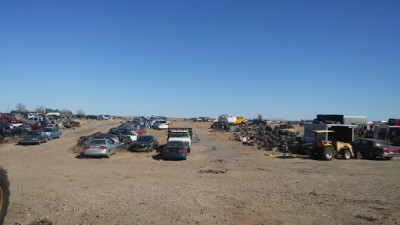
top-left (20, 138), bottom-right (24, 141)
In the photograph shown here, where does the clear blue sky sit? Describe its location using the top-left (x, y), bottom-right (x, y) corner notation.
top-left (1, 0), bottom-right (399, 121)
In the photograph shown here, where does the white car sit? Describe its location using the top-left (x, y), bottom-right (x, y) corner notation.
top-left (167, 128), bottom-right (192, 152)
top-left (153, 121), bottom-right (169, 129)
top-left (126, 131), bottom-right (138, 141)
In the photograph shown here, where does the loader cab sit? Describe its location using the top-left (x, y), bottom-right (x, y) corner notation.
top-left (312, 130), bottom-right (354, 161)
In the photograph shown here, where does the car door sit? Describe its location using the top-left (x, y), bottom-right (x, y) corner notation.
top-left (40, 131), bottom-right (47, 142)
top-left (108, 139), bottom-right (117, 154)
top-left (360, 140), bottom-right (371, 155)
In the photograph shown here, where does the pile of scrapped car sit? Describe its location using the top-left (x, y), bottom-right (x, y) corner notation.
top-left (227, 123), bottom-right (304, 153)
top-left (76, 117), bottom-right (155, 158)
top-left (0, 112), bottom-right (79, 144)
top-left (218, 114), bottom-right (400, 161)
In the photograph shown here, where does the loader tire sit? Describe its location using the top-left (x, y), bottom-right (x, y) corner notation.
top-left (321, 147), bottom-right (334, 161)
top-left (342, 149), bottom-right (351, 160)
top-left (0, 167), bottom-right (10, 225)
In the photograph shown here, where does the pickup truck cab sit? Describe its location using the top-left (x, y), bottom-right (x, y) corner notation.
top-left (167, 128), bottom-right (193, 152)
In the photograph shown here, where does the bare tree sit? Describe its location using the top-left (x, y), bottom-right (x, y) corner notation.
top-left (76, 109), bottom-right (85, 116)
top-left (15, 103), bottom-right (27, 113)
top-left (35, 106), bottom-right (46, 114)
top-left (60, 109), bottom-right (73, 116)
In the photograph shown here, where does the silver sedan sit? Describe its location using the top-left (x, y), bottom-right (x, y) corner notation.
top-left (83, 139), bottom-right (120, 158)
top-left (42, 127), bottom-right (62, 140)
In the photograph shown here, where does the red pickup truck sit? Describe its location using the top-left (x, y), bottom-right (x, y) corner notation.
top-left (352, 138), bottom-right (400, 160)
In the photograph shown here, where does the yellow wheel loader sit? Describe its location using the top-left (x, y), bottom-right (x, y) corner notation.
top-left (0, 167), bottom-right (9, 225)
top-left (312, 130), bottom-right (355, 161)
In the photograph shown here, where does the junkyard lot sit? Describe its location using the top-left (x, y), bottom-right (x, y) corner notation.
top-left (0, 119), bottom-right (399, 224)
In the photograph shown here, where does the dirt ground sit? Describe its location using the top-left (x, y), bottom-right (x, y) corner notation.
top-left (1, 119), bottom-right (399, 225)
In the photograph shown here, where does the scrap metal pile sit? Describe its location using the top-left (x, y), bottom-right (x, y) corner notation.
top-left (219, 123), bottom-right (304, 153)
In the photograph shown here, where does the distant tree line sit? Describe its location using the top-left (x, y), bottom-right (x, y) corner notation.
top-left (10, 102), bottom-right (83, 116)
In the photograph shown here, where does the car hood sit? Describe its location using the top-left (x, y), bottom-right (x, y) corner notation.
top-left (378, 145), bottom-right (400, 150)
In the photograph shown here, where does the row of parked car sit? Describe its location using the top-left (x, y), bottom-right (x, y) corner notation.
top-left (81, 117), bottom-right (190, 160)
top-left (0, 113), bottom-right (79, 140)
top-left (18, 127), bottom-right (62, 145)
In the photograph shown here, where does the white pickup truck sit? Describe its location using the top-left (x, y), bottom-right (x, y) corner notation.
top-left (167, 128), bottom-right (193, 152)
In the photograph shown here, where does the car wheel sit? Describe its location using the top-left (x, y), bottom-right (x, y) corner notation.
top-left (0, 167), bottom-right (10, 225)
top-left (44, 138), bottom-right (47, 143)
top-left (355, 150), bottom-right (363, 159)
top-left (342, 149), bottom-right (351, 160)
top-left (368, 152), bottom-right (376, 160)
top-left (321, 146), bottom-right (334, 161)
top-left (37, 140), bottom-right (41, 145)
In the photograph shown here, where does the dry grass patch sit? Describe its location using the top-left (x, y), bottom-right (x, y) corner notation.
top-left (70, 145), bottom-right (83, 155)
top-left (0, 136), bottom-right (19, 145)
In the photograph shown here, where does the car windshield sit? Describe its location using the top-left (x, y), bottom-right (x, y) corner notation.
top-left (90, 140), bottom-right (106, 145)
top-left (27, 131), bottom-right (40, 136)
top-left (138, 136), bottom-right (152, 142)
top-left (170, 132), bottom-right (189, 137)
top-left (43, 128), bottom-right (52, 132)
top-left (167, 141), bottom-right (184, 147)
top-left (375, 141), bottom-right (389, 147)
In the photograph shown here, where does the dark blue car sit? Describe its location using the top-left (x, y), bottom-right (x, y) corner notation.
top-left (162, 141), bottom-right (188, 160)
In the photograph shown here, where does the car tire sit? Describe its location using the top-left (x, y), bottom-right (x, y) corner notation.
top-left (342, 149), bottom-right (351, 160)
top-left (368, 152), bottom-right (376, 160)
top-left (188, 147), bottom-right (191, 153)
top-left (321, 146), bottom-right (334, 161)
top-left (355, 151), bottom-right (363, 159)
top-left (37, 140), bottom-right (41, 145)
top-left (385, 157), bottom-right (393, 160)
top-left (0, 167), bottom-right (10, 225)
top-left (44, 138), bottom-right (47, 143)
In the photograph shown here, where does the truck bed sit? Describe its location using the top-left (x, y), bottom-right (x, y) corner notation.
top-left (167, 128), bottom-right (193, 138)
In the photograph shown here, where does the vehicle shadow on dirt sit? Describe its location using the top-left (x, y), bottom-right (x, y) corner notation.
top-left (152, 145), bottom-right (165, 161)
top-left (75, 154), bottom-right (109, 159)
